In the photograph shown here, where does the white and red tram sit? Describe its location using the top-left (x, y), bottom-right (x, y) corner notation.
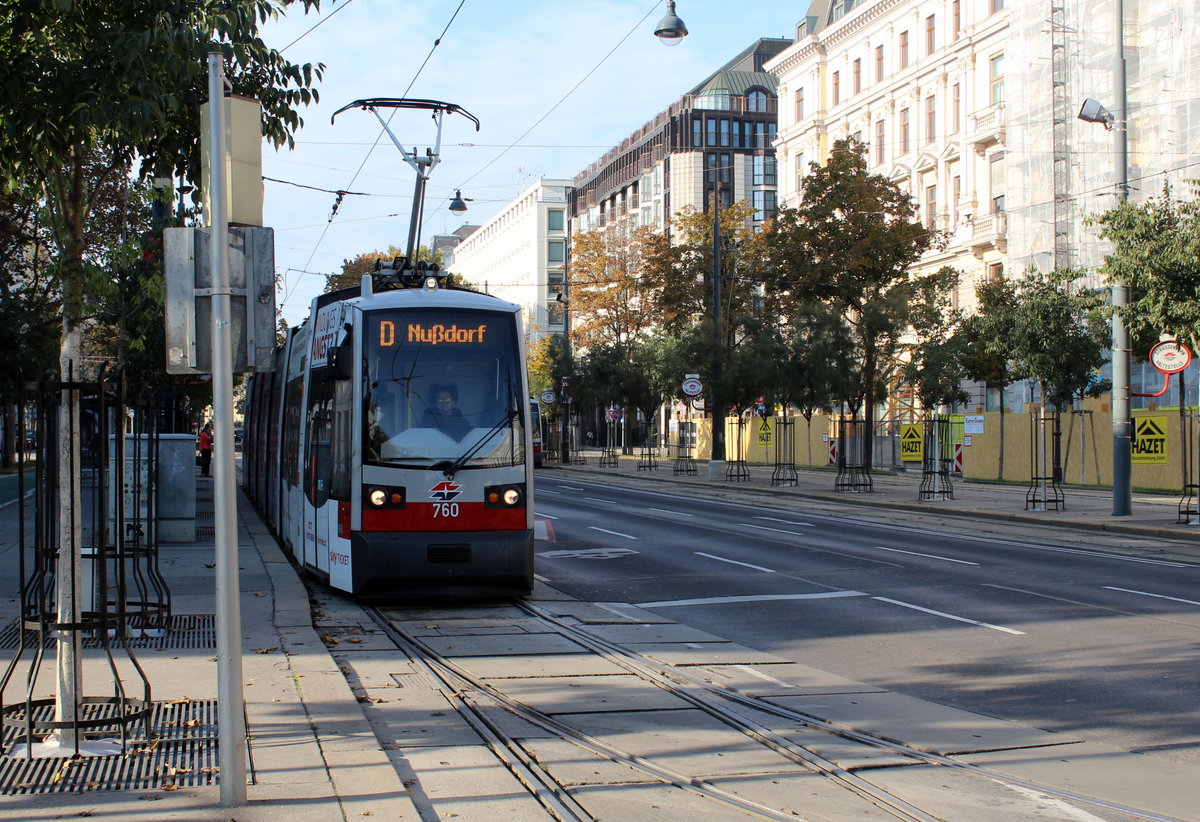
top-left (244, 271), bottom-right (534, 597)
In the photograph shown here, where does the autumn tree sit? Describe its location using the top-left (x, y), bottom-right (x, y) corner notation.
top-left (763, 138), bottom-right (947, 471)
top-left (568, 222), bottom-right (661, 350)
top-left (326, 243), bottom-right (445, 293)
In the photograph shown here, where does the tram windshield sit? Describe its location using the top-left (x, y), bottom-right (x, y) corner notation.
top-left (363, 308), bottom-right (526, 469)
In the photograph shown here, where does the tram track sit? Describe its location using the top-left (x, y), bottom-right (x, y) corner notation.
top-left (349, 600), bottom-right (1184, 822)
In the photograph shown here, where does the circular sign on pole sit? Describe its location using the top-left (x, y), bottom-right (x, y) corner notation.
top-left (1150, 340), bottom-right (1192, 374)
top-left (540, 390), bottom-right (557, 404)
top-left (681, 377), bottom-right (704, 397)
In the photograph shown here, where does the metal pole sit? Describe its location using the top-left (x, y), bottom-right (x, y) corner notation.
top-left (207, 53), bottom-right (247, 806)
top-left (1111, 0), bottom-right (1131, 515)
top-left (405, 158), bottom-right (428, 267)
top-left (560, 223), bottom-right (572, 466)
top-left (708, 172), bottom-right (725, 477)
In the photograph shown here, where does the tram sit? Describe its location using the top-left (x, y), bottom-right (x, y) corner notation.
top-left (243, 264), bottom-right (534, 597)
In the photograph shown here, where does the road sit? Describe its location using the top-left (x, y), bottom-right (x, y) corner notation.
top-left (533, 473), bottom-right (1200, 767)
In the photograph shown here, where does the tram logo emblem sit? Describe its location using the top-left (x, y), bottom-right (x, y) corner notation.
top-left (429, 480), bottom-right (463, 501)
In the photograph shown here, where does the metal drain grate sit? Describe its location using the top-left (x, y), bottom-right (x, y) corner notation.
top-left (196, 526), bottom-right (215, 540)
top-left (0, 615), bottom-right (216, 651)
top-left (0, 699), bottom-right (234, 794)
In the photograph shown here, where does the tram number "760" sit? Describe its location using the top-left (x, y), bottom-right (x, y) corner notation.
top-left (432, 502), bottom-right (460, 518)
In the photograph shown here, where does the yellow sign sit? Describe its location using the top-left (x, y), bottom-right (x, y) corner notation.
top-left (1132, 415), bottom-right (1168, 465)
top-left (757, 416), bottom-right (773, 450)
top-left (900, 423), bottom-right (924, 462)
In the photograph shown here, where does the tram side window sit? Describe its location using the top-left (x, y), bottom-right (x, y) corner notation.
top-left (281, 375), bottom-right (305, 488)
top-left (305, 369), bottom-right (335, 508)
top-left (329, 375), bottom-right (352, 500)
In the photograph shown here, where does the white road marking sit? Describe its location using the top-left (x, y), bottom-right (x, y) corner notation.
top-left (584, 496), bottom-right (614, 504)
top-left (871, 597), bottom-right (1025, 635)
top-left (741, 523), bottom-right (809, 537)
top-left (558, 485), bottom-right (584, 491)
top-left (1103, 586), bottom-right (1200, 607)
top-left (539, 547), bottom-right (638, 560)
top-left (638, 591), bottom-right (868, 608)
top-left (535, 511), bottom-right (559, 520)
top-left (1001, 784), bottom-right (1112, 822)
top-left (754, 516), bottom-right (814, 527)
top-left (648, 507), bottom-right (693, 517)
top-left (534, 574), bottom-right (551, 583)
top-left (589, 526), bottom-right (637, 540)
top-left (695, 552), bottom-right (776, 573)
top-left (595, 603), bottom-right (642, 621)
top-left (734, 665), bottom-right (797, 689)
top-left (537, 488), bottom-right (561, 496)
top-left (874, 546), bottom-right (979, 565)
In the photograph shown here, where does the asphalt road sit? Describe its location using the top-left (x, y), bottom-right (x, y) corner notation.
top-left (533, 473), bottom-right (1200, 767)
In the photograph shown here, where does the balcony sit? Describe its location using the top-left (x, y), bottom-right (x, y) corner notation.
top-left (968, 210), bottom-right (1007, 254)
top-left (968, 104), bottom-right (1006, 149)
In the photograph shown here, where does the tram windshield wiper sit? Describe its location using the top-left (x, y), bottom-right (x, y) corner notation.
top-left (437, 407), bottom-right (518, 478)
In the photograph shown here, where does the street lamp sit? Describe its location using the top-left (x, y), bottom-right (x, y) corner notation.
top-left (448, 189), bottom-right (471, 215)
top-left (1077, 0), bottom-right (1130, 516)
top-left (653, 1), bottom-right (688, 45)
top-left (707, 166), bottom-right (726, 478)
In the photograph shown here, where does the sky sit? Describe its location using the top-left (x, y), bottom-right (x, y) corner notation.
top-left (258, 0), bottom-right (803, 326)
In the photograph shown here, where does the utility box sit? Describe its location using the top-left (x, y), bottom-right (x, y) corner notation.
top-left (164, 226), bottom-right (276, 374)
top-left (107, 434), bottom-right (197, 543)
top-left (200, 94), bottom-right (264, 227)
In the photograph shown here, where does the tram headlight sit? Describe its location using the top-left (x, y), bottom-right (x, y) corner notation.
top-left (365, 485), bottom-right (406, 509)
top-left (484, 484), bottom-right (524, 508)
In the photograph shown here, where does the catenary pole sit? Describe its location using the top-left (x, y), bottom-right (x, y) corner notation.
top-left (207, 52), bottom-right (247, 806)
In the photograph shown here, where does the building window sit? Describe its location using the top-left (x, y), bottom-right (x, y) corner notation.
top-left (795, 87), bottom-right (805, 121)
top-left (952, 0), bottom-right (961, 39)
top-left (795, 152), bottom-right (807, 189)
top-left (832, 71), bottom-right (840, 106)
top-left (706, 118), bottom-right (717, 146)
top-left (547, 302), bottom-right (564, 326)
top-left (849, 130), bottom-right (862, 145)
top-left (719, 118), bottom-right (732, 147)
top-left (548, 240), bottom-right (565, 263)
top-left (751, 122), bottom-right (776, 149)
top-left (752, 190), bottom-right (777, 221)
top-left (875, 45), bottom-right (884, 82)
top-left (692, 118), bottom-right (703, 147)
top-left (926, 184), bottom-right (937, 228)
top-left (875, 119), bottom-right (886, 165)
top-left (853, 58), bottom-right (862, 94)
top-left (900, 107), bottom-right (911, 153)
top-left (990, 0), bottom-right (1004, 12)
top-left (990, 154), bottom-right (1005, 213)
top-left (747, 89), bottom-right (770, 112)
top-left (900, 30), bottom-right (909, 68)
top-left (990, 52), bottom-right (1005, 105)
top-left (752, 154), bottom-right (776, 186)
top-left (925, 95), bottom-right (936, 142)
top-left (952, 83), bottom-right (961, 133)
top-left (925, 14), bottom-right (935, 55)
top-left (547, 209), bottom-right (564, 232)
top-left (952, 175), bottom-right (961, 223)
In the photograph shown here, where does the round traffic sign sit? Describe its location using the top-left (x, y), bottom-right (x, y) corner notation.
top-left (540, 390), bottom-right (557, 404)
top-left (681, 377), bottom-right (703, 397)
top-left (1150, 340), bottom-right (1192, 374)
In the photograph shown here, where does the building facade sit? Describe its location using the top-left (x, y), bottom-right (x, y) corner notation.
top-left (768, 0), bottom-right (1010, 318)
top-left (448, 179), bottom-right (571, 346)
top-left (569, 38), bottom-right (792, 235)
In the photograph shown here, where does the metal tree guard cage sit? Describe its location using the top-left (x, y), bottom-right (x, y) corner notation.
top-left (725, 413), bottom-right (749, 482)
top-left (1, 368), bottom-right (152, 758)
top-left (918, 416), bottom-right (955, 501)
top-left (771, 415), bottom-right (798, 487)
top-left (1026, 409), bottom-right (1066, 511)
top-left (835, 418), bottom-right (873, 492)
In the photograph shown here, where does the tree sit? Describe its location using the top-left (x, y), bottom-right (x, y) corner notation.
top-left (569, 223), bottom-right (661, 349)
top-left (956, 276), bottom-right (1020, 479)
top-left (326, 243), bottom-right (445, 293)
top-left (763, 138), bottom-right (944, 471)
top-left (1093, 182), bottom-right (1200, 354)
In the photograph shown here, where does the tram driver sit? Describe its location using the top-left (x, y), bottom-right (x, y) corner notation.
top-left (421, 383), bottom-right (471, 441)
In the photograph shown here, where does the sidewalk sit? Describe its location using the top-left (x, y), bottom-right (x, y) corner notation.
top-left (550, 448), bottom-right (1200, 548)
top-left (0, 475), bottom-right (421, 821)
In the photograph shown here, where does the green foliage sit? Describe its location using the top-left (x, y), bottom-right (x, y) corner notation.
top-left (961, 269), bottom-right (1110, 410)
top-left (1093, 182), bottom-right (1200, 353)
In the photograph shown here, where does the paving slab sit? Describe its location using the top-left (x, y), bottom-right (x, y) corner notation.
top-left (534, 600), bottom-right (677, 624)
top-left (768, 691), bottom-right (1079, 754)
top-left (400, 743), bottom-right (551, 820)
top-left (562, 708), bottom-right (811, 777)
top-left (420, 631), bottom-right (591, 657)
top-left (690, 661), bottom-right (890, 696)
top-left (631, 641), bottom-right (794, 667)
top-left (567, 778), bottom-right (789, 821)
top-left (705, 770), bottom-right (906, 821)
top-left (958, 740), bottom-right (1200, 821)
top-left (488, 673), bottom-right (695, 714)
top-left (576, 621), bottom-right (729, 644)
top-left (517, 737), bottom-right (660, 786)
top-left (460, 652), bottom-right (632, 679)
